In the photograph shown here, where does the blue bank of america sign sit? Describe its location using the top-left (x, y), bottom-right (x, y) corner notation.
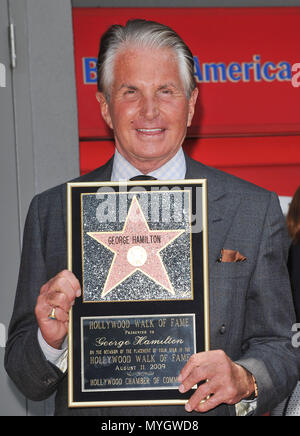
top-left (82, 55), bottom-right (294, 85)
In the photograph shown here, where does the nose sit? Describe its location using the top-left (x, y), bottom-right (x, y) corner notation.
top-left (139, 94), bottom-right (160, 120)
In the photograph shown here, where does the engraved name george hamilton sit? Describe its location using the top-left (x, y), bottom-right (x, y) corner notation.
top-left (94, 336), bottom-right (184, 348)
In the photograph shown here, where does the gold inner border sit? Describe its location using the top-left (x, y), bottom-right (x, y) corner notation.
top-left (81, 190), bottom-right (193, 303)
top-left (67, 179), bottom-right (210, 408)
top-left (80, 313), bottom-right (197, 394)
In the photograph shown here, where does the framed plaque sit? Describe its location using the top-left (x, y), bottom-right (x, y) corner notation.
top-left (67, 179), bottom-right (210, 408)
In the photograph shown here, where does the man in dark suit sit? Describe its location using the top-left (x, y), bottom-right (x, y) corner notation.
top-left (5, 19), bottom-right (299, 416)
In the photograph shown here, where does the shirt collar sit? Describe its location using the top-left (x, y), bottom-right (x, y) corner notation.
top-left (111, 147), bottom-right (186, 181)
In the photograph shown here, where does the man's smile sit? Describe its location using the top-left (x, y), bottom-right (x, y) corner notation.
top-left (136, 127), bottom-right (166, 136)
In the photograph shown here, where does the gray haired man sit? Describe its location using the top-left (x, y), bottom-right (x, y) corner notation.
top-left (5, 19), bottom-right (299, 416)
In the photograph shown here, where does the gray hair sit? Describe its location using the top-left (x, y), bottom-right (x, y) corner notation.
top-left (96, 19), bottom-right (196, 99)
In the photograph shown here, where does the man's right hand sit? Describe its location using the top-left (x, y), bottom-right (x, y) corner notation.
top-left (35, 270), bottom-right (81, 349)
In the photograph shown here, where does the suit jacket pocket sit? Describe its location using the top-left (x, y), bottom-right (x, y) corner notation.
top-left (212, 260), bottom-right (251, 278)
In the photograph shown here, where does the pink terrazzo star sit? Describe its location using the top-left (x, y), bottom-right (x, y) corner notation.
top-left (87, 195), bottom-right (184, 297)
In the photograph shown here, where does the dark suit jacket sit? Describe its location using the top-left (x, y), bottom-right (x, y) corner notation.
top-left (288, 241), bottom-right (300, 323)
top-left (5, 154), bottom-right (300, 416)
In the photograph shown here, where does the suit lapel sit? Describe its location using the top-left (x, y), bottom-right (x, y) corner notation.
top-left (185, 155), bottom-right (242, 347)
top-left (185, 154), bottom-right (242, 268)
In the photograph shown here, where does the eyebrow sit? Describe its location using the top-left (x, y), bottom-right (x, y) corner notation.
top-left (158, 82), bottom-right (178, 90)
top-left (118, 84), bottom-right (137, 91)
top-left (118, 82), bottom-right (179, 92)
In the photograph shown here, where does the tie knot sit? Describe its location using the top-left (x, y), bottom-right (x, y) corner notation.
top-left (129, 175), bottom-right (157, 181)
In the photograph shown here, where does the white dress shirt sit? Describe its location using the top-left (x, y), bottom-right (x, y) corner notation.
top-left (111, 147), bottom-right (186, 181)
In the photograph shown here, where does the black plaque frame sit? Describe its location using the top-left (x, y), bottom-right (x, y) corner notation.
top-left (67, 179), bottom-right (210, 408)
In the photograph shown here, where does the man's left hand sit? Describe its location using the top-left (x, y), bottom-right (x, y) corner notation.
top-left (178, 350), bottom-right (255, 413)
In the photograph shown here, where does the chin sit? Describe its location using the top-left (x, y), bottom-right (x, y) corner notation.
top-left (137, 152), bottom-right (168, 163)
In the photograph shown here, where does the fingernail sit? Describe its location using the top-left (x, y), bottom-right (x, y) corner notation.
top-left (76, 289), bottom-right (81, 297)
top-left (185, 403), bottom-right (192, 412)
top-left (178, 384), bottom-right (185, 393)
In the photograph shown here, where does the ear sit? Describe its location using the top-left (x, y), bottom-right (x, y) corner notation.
top-left (96, 91), bottom-right (113, 129)
top-left (187, 87), bottom-right (198, 127)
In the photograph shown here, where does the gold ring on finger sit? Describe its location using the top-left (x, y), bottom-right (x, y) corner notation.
top-left (48, 307), bottom-right (57, 320)
top-left (199, 394), bottom-right (211, 404)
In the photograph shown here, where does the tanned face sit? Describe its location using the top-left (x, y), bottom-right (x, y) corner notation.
top-left (97, 46), bottom-right (198, 174)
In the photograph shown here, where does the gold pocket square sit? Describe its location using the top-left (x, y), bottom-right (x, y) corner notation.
top-left (219, 249), bottom-right (247, 263)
